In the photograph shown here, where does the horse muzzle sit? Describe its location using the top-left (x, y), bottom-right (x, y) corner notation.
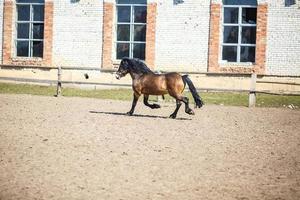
top-left (115, 73), bottom-right (121, 80)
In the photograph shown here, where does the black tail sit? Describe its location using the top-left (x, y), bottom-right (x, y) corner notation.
top-left (182, 75), bottom-right (204, 108)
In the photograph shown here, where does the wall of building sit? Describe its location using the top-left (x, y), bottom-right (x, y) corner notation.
top-left (266, 1), bottom-right (300, 75)
top-left (52, 0), bottom-right (103, 68)
top-left (154, 0), bottom-right (210, 72)
top-left (0, 0), bottom-right (3, 64)
top-left (1, 0), bottom-right (300, 77)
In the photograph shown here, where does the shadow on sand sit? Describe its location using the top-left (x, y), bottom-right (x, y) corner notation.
top-left (89, 111), bottom-right (191, 121)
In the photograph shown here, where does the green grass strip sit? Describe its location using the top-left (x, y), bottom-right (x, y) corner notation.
top-left (0, 82), bottom-right (299, 108)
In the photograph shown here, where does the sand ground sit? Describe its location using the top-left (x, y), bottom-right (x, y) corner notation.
top-left (0, 94), bottom-right (299, 200)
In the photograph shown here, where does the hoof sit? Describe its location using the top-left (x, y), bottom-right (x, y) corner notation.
top-left (169, 114), bottom-right (177, 119)
top-left (126, 112), bottom-right (133, 116)
top-left (151, 104), bottom-right (161, 109)
top-left (196, 101), bottom-right (204, 108)
top-left (186, 109), bottom-right (195, 115)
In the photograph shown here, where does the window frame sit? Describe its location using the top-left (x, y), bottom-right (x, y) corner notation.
top-left (115, 1), bottom-right (147, 60)
top-left (221, 4), bottom-right (257, 63)
top-left (15, 1), bottom-right (45, 58)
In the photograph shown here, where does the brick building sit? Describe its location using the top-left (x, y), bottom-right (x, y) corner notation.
top-left (0, 0), bottom-right (299, 89)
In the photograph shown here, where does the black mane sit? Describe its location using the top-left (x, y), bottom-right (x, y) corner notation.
top-left (123, 57), bottom-right (154, 75)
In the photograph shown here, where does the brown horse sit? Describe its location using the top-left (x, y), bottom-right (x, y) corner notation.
top-left (115, 58), bottom-right (204, 118)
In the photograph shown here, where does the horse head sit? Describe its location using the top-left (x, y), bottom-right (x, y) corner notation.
top-left (116, 58), bottom-right (131, 79)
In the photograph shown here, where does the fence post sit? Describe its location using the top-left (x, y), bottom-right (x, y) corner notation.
top-left (56, 66), bottom-right (62, 97)
top-left (248, 73), bottom-right (257, 107)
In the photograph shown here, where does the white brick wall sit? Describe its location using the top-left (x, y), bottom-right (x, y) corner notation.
top-left (52, 0), bottom-right (103, 68)
top-left (266, 1), bottom-right (300, 75)
top-left (154, 0), bottom-right (210, 72)
top-left (1, 0), bottom-right (300, 77)
top-left (0, 0), bottom-right (3, 64)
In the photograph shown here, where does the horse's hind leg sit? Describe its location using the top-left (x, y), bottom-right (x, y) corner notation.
top-left (143, 95), bottom-right (161, 109)
top-left (171, 95), bottom-right (194, 115)
top-left (169, 99), bottom-right (182, 119)
top-left (181, 96), bottom-right (194, 115)
top-left (127, 92), bottom-right (140, 116)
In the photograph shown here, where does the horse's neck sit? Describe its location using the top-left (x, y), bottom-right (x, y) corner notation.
top-left (129, 71), bottom-right (143, 80)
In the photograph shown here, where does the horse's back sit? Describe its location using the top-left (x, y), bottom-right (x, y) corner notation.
top-left (164, 72), bottom-right (182, 79)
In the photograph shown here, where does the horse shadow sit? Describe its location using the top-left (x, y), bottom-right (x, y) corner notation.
top-left (89, 111), bottom-right (191, 121)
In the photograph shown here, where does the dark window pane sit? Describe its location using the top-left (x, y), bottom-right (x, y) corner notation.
top-left (242, 8), bottom-right (257, 24)
top-left (33, 23), bottom-right (44, 39)
top-left (223, 26), bottom-right (238, 43)
top-left (17, 5), bottom-right (30, 21)
top-left (117, 43), bottom-right (130, 59)
top-left (240, 46), bottom-right (255, 62)
top-left (117, 0), bottom-right (147, 4)
top-left (117, 25), bottom-right (130, 41)
top-left (33, 5), bottom-right (44, 21)
top-left (32, 41), bottom-right (43, 57)
top-left (17, 0), bottom-right (44, 2)
top-left (223, 0), bottom-right (257, 5)
top-left (133, 43), bottom-right (145, 60)
top-left (285, 0), bottom-right (296, 6)
top-left (174, 0), bottom-right (184, 4)
top-left (241, 27), bottom-right (256, 44)
top-left (17, 23), bottom-right (30, 39)
top-left (17, 41), bottom-right (29, 57)
top-left (224, 8), bottom-right (238, 24)
top-left (117, 6), bottom-right (130, 23)
top-left (222, 46), bottom-right (237, 62)
top-left (134, 6), bottom-right (147, 23)
top-left (134, 25), bottom-right (146, 41)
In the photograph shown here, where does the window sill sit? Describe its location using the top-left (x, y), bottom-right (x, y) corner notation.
top-left (7, 57), bottom-right (45, 67)
top-left (12, 57), bottom-right (43, 62)
top-left (113, 59), bottom-right (121, 65)
top-left (219, 61), bottom-right (255, 67)
top-left (113, 59), bottom-right (146, 66)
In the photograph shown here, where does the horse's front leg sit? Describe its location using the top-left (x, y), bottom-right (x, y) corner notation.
top-left (127, 92), bottom-right (140, 116)
top-left (143, 95), bottom-right (161, 109)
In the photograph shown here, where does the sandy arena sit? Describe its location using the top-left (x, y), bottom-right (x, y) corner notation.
top-left (0, 94), bottom-right (299, 200)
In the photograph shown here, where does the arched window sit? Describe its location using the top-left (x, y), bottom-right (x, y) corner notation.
top-left (16, 0), bottom-right (45, 58)
top-left (222, 0), bottom-right (257, 63)
top-left (116, 0), bottom-right (147, 60)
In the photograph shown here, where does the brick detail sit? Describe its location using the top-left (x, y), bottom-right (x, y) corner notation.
top-left (2, 0), bottom-right (53, 67)
top-left (145, 3), bottom-right (156, 69)
top-left (207, 4), bottom-right (221, 73)
top-left (208, 3), bottom-right (268, 74)
top-left (254, 4), bottom-right (268, 74)
top-left (2, 1), bottom-right (13, 65)
top-left (102, 2), bottom-right (114, 69)
top-left (43, 2), bottom-right (54, 66)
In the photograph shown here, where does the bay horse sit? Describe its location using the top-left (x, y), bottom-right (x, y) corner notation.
top-left (115, 57), bottom-right (204, 119)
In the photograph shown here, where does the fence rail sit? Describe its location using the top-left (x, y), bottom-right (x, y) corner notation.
top-left (1, 66), bottom-right (300, 107)
top-left (54, 67), bottom-right (300, 107)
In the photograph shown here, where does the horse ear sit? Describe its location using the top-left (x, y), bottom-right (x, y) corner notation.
top-left (122, 57), bottom-right (130, 66)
